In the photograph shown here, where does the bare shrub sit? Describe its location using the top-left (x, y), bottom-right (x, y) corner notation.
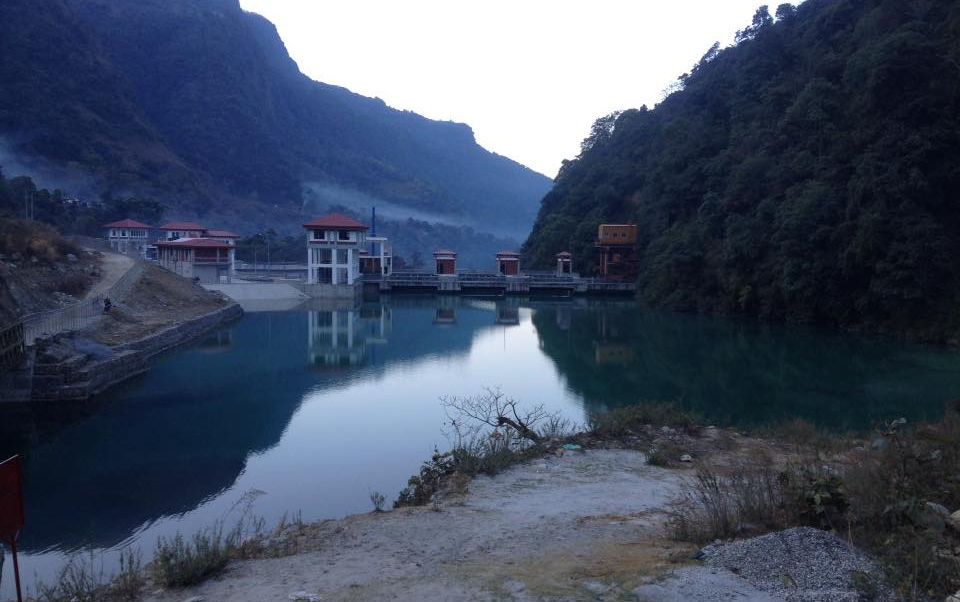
top-left (36, 552), bottom-right (106, 602)
top-left (397, 390), bottom-right (560, 508)
top-left (370, 491), bottom-right (386, 512)
top-left (0, 218), bottom-right (79, 261)
top-left (441, 387), bottom-right (550, 444)
top-left (842, 414), bottom-right (960, 599)
top-left (667, 454), bottom-right (837, 544)
top-left (538, 414), bottom-right (577, 440)
top-left (112, 548), bottom-right (143, 601)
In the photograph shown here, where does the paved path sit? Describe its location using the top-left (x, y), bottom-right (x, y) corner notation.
top-left (84, 250), bottom-right (136, 300)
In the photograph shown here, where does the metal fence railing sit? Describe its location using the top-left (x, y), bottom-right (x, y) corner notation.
top-left (0, 321), bottom-right (25, 370)
top-left (20, 259), bottom-right (145, 345)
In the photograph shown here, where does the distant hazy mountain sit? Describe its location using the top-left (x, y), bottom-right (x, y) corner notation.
top-left (0, 0), bottom-right (550, 243)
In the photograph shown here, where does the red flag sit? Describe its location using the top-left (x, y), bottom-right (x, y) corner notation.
top-left (0, 456), bottom-right (24, 544)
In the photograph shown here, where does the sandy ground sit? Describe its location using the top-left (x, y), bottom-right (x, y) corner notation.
top-left (142, 450), bottom-right (757, 602)
top-left (84, 250), bottom-right (135, 300)
top-left (90, 264), bottom-right (231, 346)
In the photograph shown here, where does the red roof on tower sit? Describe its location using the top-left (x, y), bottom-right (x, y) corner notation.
top-left (104, 219), bottom-right (152, 229)
top-left (160, 221), bottom-right (205, 231)
top-left (303, 214), bottom-right (368, 231)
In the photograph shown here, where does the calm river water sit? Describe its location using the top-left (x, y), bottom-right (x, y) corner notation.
top-left (2, 295), bottom-right (960, 596)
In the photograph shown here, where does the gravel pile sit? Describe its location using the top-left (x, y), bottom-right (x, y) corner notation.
top-left (699, 527), bottom-right (895, 601)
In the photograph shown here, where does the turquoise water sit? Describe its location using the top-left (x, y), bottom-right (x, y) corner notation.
top-left (2, 295), bottom-right (960, 596)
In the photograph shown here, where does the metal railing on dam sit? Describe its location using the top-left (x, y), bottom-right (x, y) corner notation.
top-left (366, 271), bottom-right (635, 295)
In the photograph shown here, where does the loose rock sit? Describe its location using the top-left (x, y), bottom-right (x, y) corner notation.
top-left (699, 527), bottom-right (894, 601)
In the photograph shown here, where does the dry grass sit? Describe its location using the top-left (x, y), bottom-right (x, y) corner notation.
top-left (35, 548), bottom-right (142, 602)
top-left (588, 403), bottom-right (702, 438)
top-left (152, 523), bottom-right (235, 588)
top-left (668, 408), bottom-right (960, 600)
top-left (0, 218), bottom-right (79, 262)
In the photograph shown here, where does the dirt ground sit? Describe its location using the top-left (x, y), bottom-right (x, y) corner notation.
top-left (83, 251), bottom-right (134, 300)
top-left (143, 450), bottom-right (701, 602)
top-left (90, 264), bottom-right (231, 346)
top-left (0, 251), bottom-right (99, 324)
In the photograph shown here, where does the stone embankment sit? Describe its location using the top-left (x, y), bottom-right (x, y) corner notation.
top-left (28, 303), bottom-right (242, 402)
top-left (1, 261), bottom-right (243, 403)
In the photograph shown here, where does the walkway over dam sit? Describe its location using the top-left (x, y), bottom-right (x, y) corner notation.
top-left (232, 264), bottom-right (636, 296)
top-left (363, 271), bottom-right (636, 296)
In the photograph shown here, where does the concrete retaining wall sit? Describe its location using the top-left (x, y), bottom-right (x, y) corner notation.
top-left (27, 303), bottom-right (243, 402)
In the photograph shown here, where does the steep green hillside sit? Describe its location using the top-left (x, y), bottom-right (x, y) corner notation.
top-left (524, 1), bottom-right (960, 339)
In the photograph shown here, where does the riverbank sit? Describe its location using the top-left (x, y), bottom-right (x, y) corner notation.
top-left (35, 403), bottom-right (960, 602)
top-left (6, 265), bottom-right (242, 402)
top-left (134, 436), bottom-right (894, 602)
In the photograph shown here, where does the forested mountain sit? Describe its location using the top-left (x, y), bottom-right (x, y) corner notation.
top-left (0, 0), bottom-right (550, 242)
top-left (523, 0), bottom-right (960, 339)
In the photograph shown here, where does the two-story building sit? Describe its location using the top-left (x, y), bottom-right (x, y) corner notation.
top-left (156, 238), bottom-right (234, 284)
top-left (104, 219), bottom-right (153, 255)
top-left (303, 214), bottom-right (368, 285)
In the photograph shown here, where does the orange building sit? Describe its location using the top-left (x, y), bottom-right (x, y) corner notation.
top-left (595, 224), bottom-right (639, 281)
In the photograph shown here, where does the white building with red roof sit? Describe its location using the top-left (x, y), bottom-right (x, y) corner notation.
top-left (156, 238), bottom-right (234, 284)
top-left (303, 214), bottom-right (369, 286)
top-left (103, 219), bottom-right (153, 255)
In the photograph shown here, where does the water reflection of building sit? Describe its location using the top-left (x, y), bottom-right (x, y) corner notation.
top-left (593, 311), bottom-right (634, 364)
top-left (434, 296), bottom-right (458, 325)
top-left (307, 306), bottom-right (392, 369)
top-left (195, 330), bottom-right (234, 354)
top-left (496, 306), bottom-right (520, 326)
top-left (594, 343), bottom-right (635, 365)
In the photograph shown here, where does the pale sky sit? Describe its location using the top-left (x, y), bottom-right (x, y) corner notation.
top-left (238, 0), bottom-right (770, 178)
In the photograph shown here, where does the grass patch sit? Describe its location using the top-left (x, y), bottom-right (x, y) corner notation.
top-left (153, 523), bottom-right (235, 588)
top-left (588, 402), bottom-right (701, 438)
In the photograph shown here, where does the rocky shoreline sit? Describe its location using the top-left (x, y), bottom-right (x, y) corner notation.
top-left (2, 302), bottom-right (242, 403)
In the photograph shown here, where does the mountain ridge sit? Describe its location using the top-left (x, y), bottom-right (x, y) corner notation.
top-left (0, 0), bottom-right (551, 246)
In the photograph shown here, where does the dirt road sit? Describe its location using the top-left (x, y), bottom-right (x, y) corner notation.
top-left (84, 250), bottom-right (135, 300)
